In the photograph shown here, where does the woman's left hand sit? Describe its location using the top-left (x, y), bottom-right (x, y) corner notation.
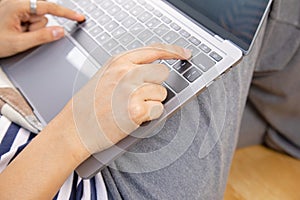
top-left (0, 0), bottom-right (85, 58)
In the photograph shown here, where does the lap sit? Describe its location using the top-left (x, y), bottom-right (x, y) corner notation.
top-left (101, 22), bottom-right (266, 199)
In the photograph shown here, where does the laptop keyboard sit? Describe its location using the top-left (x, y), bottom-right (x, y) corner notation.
top-left (56, 0), bottom-right (223, 103)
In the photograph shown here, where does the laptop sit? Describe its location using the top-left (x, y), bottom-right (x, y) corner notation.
top-left (0, 0), bottom-right (272, 178)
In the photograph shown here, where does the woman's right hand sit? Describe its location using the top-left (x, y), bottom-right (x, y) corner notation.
top-left (0, 44), bottom-right (191, 200)
top-left (60, 44), bottom-right (192, 155)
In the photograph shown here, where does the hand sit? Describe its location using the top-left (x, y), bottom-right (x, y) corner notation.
top-left (0, 44), bottom-right (191, 199)
top-left (63, 44), bottom-right (192, 154)
top-left (0, 0), bottom-right (85, 58)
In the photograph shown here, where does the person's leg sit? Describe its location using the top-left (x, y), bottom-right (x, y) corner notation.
top-left (237, 101), bottom-right (267, 148)
top-left (100, 17), bottom-right (268, 200)
top-left (247, 0), bottom-right (300, 159)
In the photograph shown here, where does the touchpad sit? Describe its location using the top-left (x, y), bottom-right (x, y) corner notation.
top-left (2, 38), bottom-right (98, 125)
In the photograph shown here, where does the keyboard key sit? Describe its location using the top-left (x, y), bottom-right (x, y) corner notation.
top-left (130, 23), bottom-right (145, 35)
top-left (137, 11), bottom-right (152, 23)
top-left (170, 23), bottom-right (181, 31)
top-left (91, 9), bottom-right (105, 19)
top-left (89, 26), bottom-right (103, 37)
top-left (77, 0), bottom-right (89, 8)
top-left (165, 71), bottom-right (189, 93)
top-left (71, 29), bottom-right (97, 53)
top-left (114, 11), bottom-right (129, 22)
top-left (146, 36), bottom-right (162, 45)
top-left (103, 39), bottom-right (118, 51)
top-left (187, 45), bottom-right (200, 56)
top-left (122, 16), bottom-right (137, 28)
top-left (137, 30), bottom-right (153, 43)
top-left (162, 87), bottom-right (175, 104)
top-left (154, 24), bottom-right (169, 36)
top-left (97, 14), bottom-right (112, 26)
top-left (74, 7), bottom-right (83, 14)
top-left (163, 31), bottom-right (179, 43)
top-left (137, 0), bottom-right (146, 5)
top-left (115, 0), bottom-right (126, 4)
top-left (81, 20), bottom-right (96, 31)
top-left (200, 44), bottom-right (211, 53)
top-left (111, 45), bottom-right (126, 55)
top-left (96, 32), bottom-right (111, 45)
top-left (91, 46), bottom-right (111, 66)
top-left (84, 4), bottom-right (97, 13)
top-left (174, 38), bottom-right (189, 48)
top-left (166, 59), bottom-right (177, 65)
top-left (146, 18), bottom-right (161, 28)
top-left (123, 1), bottom-right (136, 10)
top-left (130, 5), bottom-right (144, 16)
top-left (189, 36), bottom-right (201, 46)
top-left (107, 5), bottom-right (121, 16)
top-left (127, 40), bottom-right (143, 50)
top-left (104, 21), bottom-right (118, 32)
top-left (183, 67), bottom-right (202, 82)
top-left (112, 27), bottom-right (127, 39)
top-left (153, 10), bottom-right (163, 17)
top-left (192, 53), bottom-right (216, 72)
top-left (56, 17), bottom-right (68, 25)
top-left (173, 60), bottom-right (192, 73)
top-left (210, 52), bottom-right (223, 62)
top-left (145, 4), bottom-right (154, 11)
top-left (64, 21), bottom-right (78, 32)
top-left (120, 33), bottom-right (135, 46)
top-left (57, 0), bottom-right (76, 9)
top-left (161, 16), bottom-right (172, 24)
top-left (100, 0), bottom-right (113, 9)
top-left (179, 30), bottom-right (191, 38)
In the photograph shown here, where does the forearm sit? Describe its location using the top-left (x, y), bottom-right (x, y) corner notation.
top-left (0, 103), bottom-right (90, 199)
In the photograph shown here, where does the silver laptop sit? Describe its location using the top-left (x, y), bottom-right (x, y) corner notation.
top-left (0, 0), bottom-right (272, 178)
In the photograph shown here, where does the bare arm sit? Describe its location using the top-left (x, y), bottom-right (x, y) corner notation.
top-left (0, 1), bottom-right (191, 198)
top-left (0, 44), bottom-right (191, 199)
top-left (0, 104), bottom-right (90, 199)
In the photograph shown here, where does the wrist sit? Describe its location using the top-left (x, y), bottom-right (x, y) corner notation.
top-left (46, 101), bottom-right (91, 165)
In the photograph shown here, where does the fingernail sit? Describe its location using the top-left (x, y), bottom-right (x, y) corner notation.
top-left (184, 48), bottom-right (192, 58)
top-left (52, 28), bottom-right (64, 40)
top-left (149, 105), bottom-right (163, 119)
top-left (76, 13), bottom-right (86, 22)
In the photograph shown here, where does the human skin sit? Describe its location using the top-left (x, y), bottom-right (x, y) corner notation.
top-left (0, 0), bottom-right (191, 199)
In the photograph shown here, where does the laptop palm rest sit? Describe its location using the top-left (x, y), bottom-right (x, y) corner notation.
top-left (2, 38), bottom-right (98, 125)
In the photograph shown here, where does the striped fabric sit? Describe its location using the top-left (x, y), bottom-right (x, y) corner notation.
top-left (0, 115), bottom-right (107, 200)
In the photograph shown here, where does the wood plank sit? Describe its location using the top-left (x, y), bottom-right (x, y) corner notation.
top-left (224, 146), bottom-right (300, 200)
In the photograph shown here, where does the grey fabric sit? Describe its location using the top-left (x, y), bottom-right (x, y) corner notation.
top-left (248, 0), bottom-right (300, 159)
top-left (270, 0), bottom-right (300, 28)
top-left (101, 12), bottom-right (267, 200)
top-left (237, 102), bottom-right (267, 148)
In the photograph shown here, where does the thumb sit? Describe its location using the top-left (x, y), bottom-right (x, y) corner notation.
top-left (16, 26), bottom-right (65, 52)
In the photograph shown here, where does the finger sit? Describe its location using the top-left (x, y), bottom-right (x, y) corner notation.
top-left (120, 43), bottom-right (192, 64)
top-left (132, 84), bottom-right (167, 102)
top-left (15, 26), bottom-right (64, 53)
top-left (131, 64), bottom-right (169, 84)
top-left (21, 24), bottom-right (29, 32)
top-left (28, 15), bottom-right (45, 23)
top-left (145, 101), bottom-right (164, 121)
top-left (19, 1), bottom-right (85, 22)
top-left (35, 1), bottom-right (85, 22)
top-left (28, 17), bottom-right (48, 31)
top-left (131, 101), bottom-right (164, 125)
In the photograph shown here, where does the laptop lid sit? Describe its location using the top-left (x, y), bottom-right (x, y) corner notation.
top-left (164, 0), bottom-right (273, 54)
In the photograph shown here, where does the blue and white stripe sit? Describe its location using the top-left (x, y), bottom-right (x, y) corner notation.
top-left (0, 115), bottom-right (107, 200)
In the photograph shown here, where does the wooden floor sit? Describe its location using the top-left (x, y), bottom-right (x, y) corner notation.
top-left (224, 146), bottom-right (300, 200)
